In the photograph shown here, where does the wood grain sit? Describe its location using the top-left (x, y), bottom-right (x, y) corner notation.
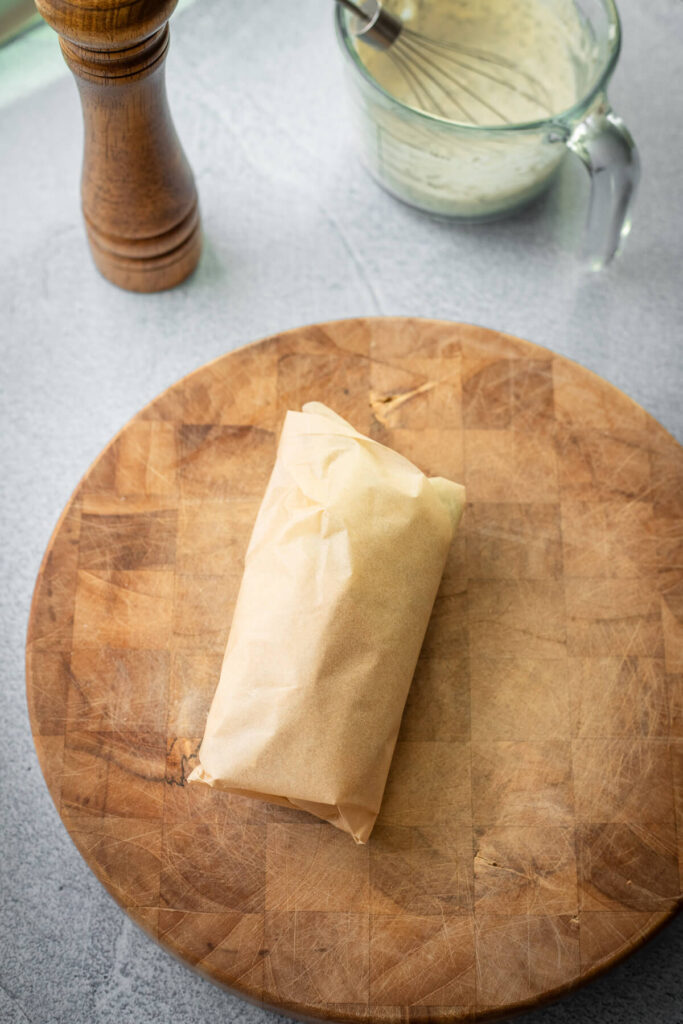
top-left (26, 318), bottom-right (683, 1021)
top-left (35, 0), bottom-right (201, 292)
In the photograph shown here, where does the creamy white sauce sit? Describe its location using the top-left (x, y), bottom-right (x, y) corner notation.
top-left (343, 0), bottom-right (598, 218)
top-left (356, 0), bottom-right (586, 126)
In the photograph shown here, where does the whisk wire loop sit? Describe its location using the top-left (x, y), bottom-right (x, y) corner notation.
top-left (396, 32), bottom-right (510, 122)
top-left (336, 0), bottom-right (553, 125)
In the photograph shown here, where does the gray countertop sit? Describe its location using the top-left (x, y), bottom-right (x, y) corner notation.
top-left (1, 0), bottom-right (681, 1021)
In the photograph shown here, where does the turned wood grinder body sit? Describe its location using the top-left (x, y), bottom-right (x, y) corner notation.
top-left (36, 0), bottom-right (201, 292)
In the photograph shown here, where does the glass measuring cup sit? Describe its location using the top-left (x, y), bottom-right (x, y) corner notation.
top-left (335, 0), bottom-right (639, 266)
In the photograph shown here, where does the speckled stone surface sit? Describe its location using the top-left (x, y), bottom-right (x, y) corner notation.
top-left (0, 0), bottom-right (681, 1022)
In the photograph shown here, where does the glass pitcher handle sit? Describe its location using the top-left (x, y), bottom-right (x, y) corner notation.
top-left (566, 101), bottom-right (640, 268)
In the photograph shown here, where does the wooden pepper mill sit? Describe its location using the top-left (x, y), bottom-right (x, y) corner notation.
top-left (35, 0), bottom-right (201, 292)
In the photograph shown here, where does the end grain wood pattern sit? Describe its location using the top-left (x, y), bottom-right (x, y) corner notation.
top-left (35, 0), bottom-right (201, 293)
top-left (26, 318), bottom-right (683, 1022)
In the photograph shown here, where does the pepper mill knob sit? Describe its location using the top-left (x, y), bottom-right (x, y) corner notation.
top-left (35, 0), bottom-right (201, 292)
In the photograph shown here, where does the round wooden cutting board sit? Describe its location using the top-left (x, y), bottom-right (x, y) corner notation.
top-left (26, 318), bottom-right (683, 1022)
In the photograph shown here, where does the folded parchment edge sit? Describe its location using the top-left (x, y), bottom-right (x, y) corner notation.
top-left (187, 763), bottom-right (375, 843)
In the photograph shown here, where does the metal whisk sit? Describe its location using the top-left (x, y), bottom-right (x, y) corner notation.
top-left (335, 0), bottom-right (552, 124)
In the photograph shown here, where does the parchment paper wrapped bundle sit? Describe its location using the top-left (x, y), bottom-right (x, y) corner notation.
top-left (189, 402), bottom-right (465, 842)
